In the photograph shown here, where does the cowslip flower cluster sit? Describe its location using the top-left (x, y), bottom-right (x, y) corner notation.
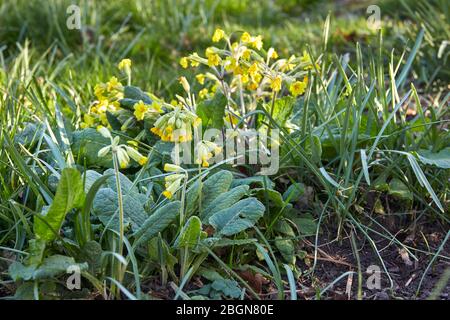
top-left (80, 76), bottom-right (124, 128)
top-left (179, 28), bottom-right (316, 99)
top-left (150, 106), bottom-right (201, 143)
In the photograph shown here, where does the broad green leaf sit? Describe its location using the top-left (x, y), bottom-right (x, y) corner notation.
top-left (417, 148), bottom-right (450, 169)
top-left (256, 188), bottom-right (284, 208)
top-left (78, 240), bottom-right (103, 273)
top-left (174, 216), bottom-right (206, 249)
top-left (122, 85), bottom-right (152, 104)
top-left (196, 93), bottom-right (227, 129)
top-left (291, 214), bottom-right (317, 235)
top-left (388, 178), bottom-right (413, 201)
top-left (211, 279), bottom-right (241, 299)
top-left (185, 180), bottom-right (201, 215)
top-left (72, 128), bottom-right (113, 168)
top-left (33, 255), bottom-right (87, 280)
top-left (9, 255), bottom-right (87, 281)
top-left (201, 185), bottom-right (249, 223)
top-left (275, 238), bottom-right (296, 264)
top-left (209, 198), bottom-right (265, 236)
top-left (133, 201), bottom-right (181, 245)
top-left (274, 219), bottom-right (296, 237)
top-left (34, 168), bottom-right (85, 242)
top-left (92, 187), bottom-right (147, 232)
top-left (282, 183), bottom-right (306, 202)
top-left (202, 170), bottom-right (233, 207)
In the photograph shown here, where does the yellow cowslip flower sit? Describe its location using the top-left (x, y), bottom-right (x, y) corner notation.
top-left (207, 53), bottom-right (221, 67)
top-left (289, 80), bottom-right (307, 97)
top-left (178, 76), bottom-right (190, 93)
top-left (180, 57), bottom-right (188, 69)
top-left (242, 48), bottom-right (251, 60)
top-left (267, 47), bottom-right (278, 60)
top-left (118, 58), bottom-right (131, 71)
top-left (196, 73), bottom-right (205, 85)
top-left (280, 55), bottom-right (296, 72)
top-left (133, 100), bottom-right (148, 120)
top-left (241, 32), bottom-right (251, 43)
top-left (107, 76), bottom-right (122, 91)
top-left (190, 52), bottom-right (200, 67)
top-left (249, 35), bottom-right (263, 50)
top-left (223, 57), bottom-right (238, 73)
top-left (247, 81), bottom-right (259, 91)
top-left (248, 62), bottom-right (259, 78)
top-left (117, 147), bottom-right (130, 169)
top-left (125, 146), bottom-right (147, 166)
top-left (240, 73), bottom-right (249, 84)
top-left (212, 28), bottom-right (225, 42)
top-left (199, 88), bottom-right (208, 99)
top-left (270, 75), bottom-right (282, 92)
top-left (138, 156), bottom-right (148, 166)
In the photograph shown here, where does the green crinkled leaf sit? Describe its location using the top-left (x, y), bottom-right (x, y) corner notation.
top-left (133, 201), bottom-right (181, 245)
top-left (34, 168), bottom-right (85, 242)
top-left (275, 238), bottom-right (296, 264)
top-left (92, 187), bottom-right (147, 232)
top-left (72, 128), bottom-right (113, 168)
top-left (202, 185), bottom-right (249, 223)
top-left (9, 255), bottom-right (87, 281)
top-left (209, 198), bottom-right (265, 236)
top-left (185, 180), bottom-right (201, 215)
top-left (274, 219), bottom-right (296, 237)
top-left (123, 85), bottom-right (152, 104)
top-left (256, 188), bottom-right (284, 208)
top-left (196, 93), bottom-right (227, 129)
top-left (283, 183), bottom-right (306, 202)
top-left (211, 279), bottom-right (241, 299)
top-left (292, 214), bottom-right (317, 236)
top-left (388, 178), bottom-right (413, 201)
top-left (33, 255), bottom-right (87, 280)
top-left (78, 241), bottom-right (103, 273)
top-left (417, 148), bottom-right (450, 169)
top-left (202, 170), bottom-right (233, 207)
top-left (174, 216), bottom-right (206, 249)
